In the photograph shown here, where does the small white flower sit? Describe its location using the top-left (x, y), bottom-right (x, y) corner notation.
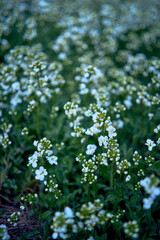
top-left (79, 83), bottom-right (89, 95)
top-left (46, 155), bottom-right (58, 165)
top-left (58, 52), bottom-right (67, 60)
top-left (154, 125), bottom-right (160, 134)
top-left (140, 177), bottom-right (150, 190)
top-left (28, 153), bottom-right (38, 168)
top-left (124, 99), bottom-right (132, 109)
top-left (125, 175), bottom-right (131, 182)
top-left (46, 150), bottom-right (53, 156)
top-left (20, 206), bottom-right (25, 210)
top-left (11, 82), bottom-right (20, 91)
top-left (148, 186), bottom-right (160, 199)
top-left (85, 124), bottom-right (101, 136)
top-left (145, 139), bottom-right (156, 151)
top-left (87, 237), bottom-right (94, 240)
top-left (84, 110), bottom-right (92, 117)
top-left (106, 125), bottom-right (117, 138)
top-left (59, 232), bottom-right (67, 239)
top-left (33, 140), bottom-right (38, 147)
top-left (52, 232), bottom-right (58, 239)
top-left (148, 113), bottom-right (154, 120)
top-left (157, 138), bottom-right (160, 144)
top-left (86, 144), bottom-right (97, 155)
top-left (85, 128), bottom-right (94, 136)
top-left (116, 119), bottom-right (124, 129)
top-left (64, 207), bottom-right (74, 218)
top-left (143, 197), bottom-right (153, 209)
top-left (98, 135), bottom-right (108, 148)
top-left (35, 166), bottom-right (48, 181)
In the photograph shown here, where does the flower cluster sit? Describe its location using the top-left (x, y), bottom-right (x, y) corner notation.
top-left (123, 220), bottom-right (139, 238)
top-left (0, 225), bottom-right (10, 240)
top-left (21, 127), bottom-right (29, 136)
top-left (66, 103), bottom-right (121, 184)
top-left (51, 199), bottom-right (124, 239)
top-left (44, 175), bottom-right (62, 199)
top-left (132, 151), bottom-right (142, 166)
top-left (7, 212), bottom-right (21, 227)
top-left (28, 138), bottom-right (58, 181)
top-left (21, 193), bottom-right (38, 205)
top-left (51, 207), bottom-right (75, 239)
top-left (140, 174), bottom-right (160, 209)
top-left (0, 123), bottom-right (12, 149)
top-left (64, 102), bottom-right (79, 120)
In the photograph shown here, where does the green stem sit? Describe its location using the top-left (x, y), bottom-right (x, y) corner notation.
top-left (110, 161), bottom-right (115, 189)
top-left (103, 224), bottom-right (107, 240)
top-left (86, 183), bottom-right (91, 202)
top-left (120, 175), bottom-right (124, 200)
top-left (145, 210), bottom-right (151, 232)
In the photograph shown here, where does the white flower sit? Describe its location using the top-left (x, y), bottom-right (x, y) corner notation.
top-left (145, 139), bottom-right (156, 151)
top-left (148, 113), bottom-right (154, 120)
top-left (157, 138), bottom-right (160, 144)
top-left (143, 197), bottom-right (153, 209)
top-left (86, 144), bottom-right (97, 155)
top-left (79, 83), bottom-right (89, 95)
top-left (11, 82), bottom-right (20, 91)
top-left (52, 232), bottom-right (58, 239)
top-left (46, 155), bottom-right (58, 165)
top-left (35, 166), bottom-right (48, 181)
top-left (10, 94), bottom-right (22, 107)
top-left (0, 224), bottom-right (10, 240)
top-left (101, 153), bottom-right (108, 166)
top-left (28, 153), bottom-right (38, 168)
top-left (154, 125), bottom-right (160, 134)
top-left (125, 175), bottom-right (131, 182)
top-left (46, 150), bottom-right (53, 156)
top-left (124, 99), bottom-right (132, 109)
top-left (58, 52), bottom-right (67, 60)
top-left (85, 124), bottom-right (101, 136)
top-left (148, 186), bottom-right (160, 199)
top-left (116, 119), bottom-right (124, 129)
top-left (87, 237), bottom-right (94, 240)
top-left (140, 177), bottom-right (150, 190)
top-left (59, 233), bottom-right (67, 239)
top-left (64, 207), bottom-right (74, 218)
top-left (33, 140), bottom-right (38, 147)
top-left (106, 125), bottom-right (117, 138)
top-left (98, 135), bottom-right (108, 148)
top-left (37, 143), bottom-right (43, 152)
top-left (84, 110), bottom-right (92, 117)
top-left (85, 128), bottom-right (94, 136)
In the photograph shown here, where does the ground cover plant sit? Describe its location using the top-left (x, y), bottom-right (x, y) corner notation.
top-left (0, 0), bottom-right (160, 239)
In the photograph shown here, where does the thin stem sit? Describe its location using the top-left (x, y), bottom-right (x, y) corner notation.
top-left (110, 161), bottom-right (115, 189)
top-left (120, 175), bottom-right (124, 200)
top-left (145, 210), bottom-right (151, 232)
top-left (0, 193), bottom-right (12, 203)
top-left (86, 183), bottom-right (90, 201)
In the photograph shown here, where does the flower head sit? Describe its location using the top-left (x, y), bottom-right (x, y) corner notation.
top-left (35, 166), bottom-right (48, 181)
top-left (145, 139), bottom-right (156, 151)
top-left (86, 144), bottom-right (97, 155)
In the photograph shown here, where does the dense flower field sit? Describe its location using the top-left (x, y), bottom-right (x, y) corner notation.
top-left (0, 0), bottom-right (160, 239)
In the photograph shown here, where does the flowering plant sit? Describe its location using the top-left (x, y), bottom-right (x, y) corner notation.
top-left (0, 0), bottom-right (160, 239)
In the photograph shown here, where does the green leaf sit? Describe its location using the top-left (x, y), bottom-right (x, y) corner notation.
top-left (39, 210), bottom-right (52, 221)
